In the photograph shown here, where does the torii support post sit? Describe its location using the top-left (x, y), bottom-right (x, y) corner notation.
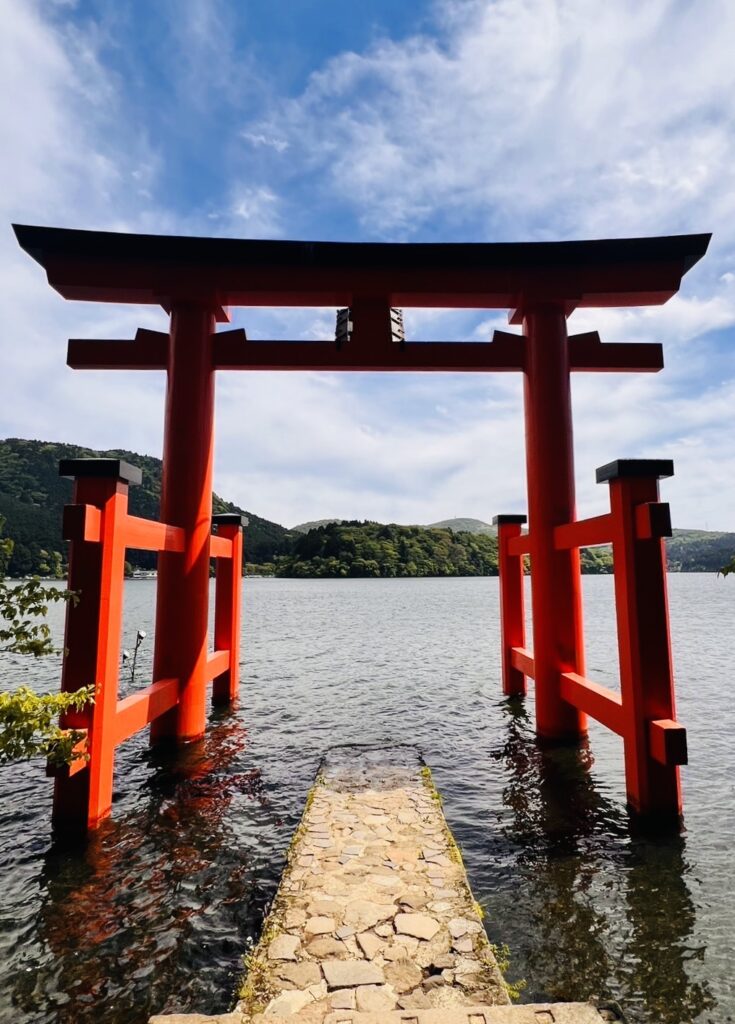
top-left (212, 513), bottom-right (246, 705)
top-left (151, 303), bottom-right (217, 744)
top-left (601, 459), bottom-right (684, 818)
top-left (522, 305), bottom-right (587, 741)
top-left (52, 459), bottom-right (140, 837)
top-left (497, 458), bottom-right (686, 821)
top-left (493, 514), bottom-right (528, 697)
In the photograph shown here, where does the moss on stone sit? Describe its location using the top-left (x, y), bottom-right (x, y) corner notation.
top-left (237, 773), bottom-right (326, 1013)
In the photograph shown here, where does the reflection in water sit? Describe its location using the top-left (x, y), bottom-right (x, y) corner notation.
top-left (491, 699), bottom-right (715, 1023)
top-left (11, 713), bottom-right (280, 1024)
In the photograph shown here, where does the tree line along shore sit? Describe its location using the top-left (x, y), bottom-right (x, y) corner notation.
top-left (1, 438), bottom-right (732, 579)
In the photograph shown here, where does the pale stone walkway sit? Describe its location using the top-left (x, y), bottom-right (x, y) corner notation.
top-left (150, 745), bottom-right (623, 1024)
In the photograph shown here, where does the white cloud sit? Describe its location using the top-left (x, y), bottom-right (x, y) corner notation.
top-left (1, 0), bottom-right (734, 536)
top-left (254, 0), bottom-right (735, 243)
top-left (241, 131), bottom-right (289, 153)
top-left (230, 186), bottom-right (283, 236)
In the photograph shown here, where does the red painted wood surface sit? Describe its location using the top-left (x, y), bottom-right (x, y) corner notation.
top-left (495, 518), bottom-right (527, 697)
top-left (150, 304), bottom-right (216, 744)
top-left (496, 461), bottom-right (686, 820)
top-left (522, 305), bottom-right (587, 741)
top-left (212, 521), bottom-right (243, 705)
top-left (50, 461), bottom-right (245, 837)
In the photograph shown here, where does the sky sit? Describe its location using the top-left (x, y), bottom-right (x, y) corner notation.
top-left (2, 0), bottom-right (735, 530)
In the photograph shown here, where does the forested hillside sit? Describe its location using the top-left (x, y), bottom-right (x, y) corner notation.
top-left (666, 529), bottom-right (735, 572)
top-left (0, 438), bottom-right (732, 578)
top-left (277, 521), bottom-right (500, 577)
top-left (0, 438), bottom-right (294, 575)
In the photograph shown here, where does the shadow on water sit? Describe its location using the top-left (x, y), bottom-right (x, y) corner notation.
top-left (472, 698), bottom-right (717, 1024)
top-left (8, 711), bottom-right (284, 1024)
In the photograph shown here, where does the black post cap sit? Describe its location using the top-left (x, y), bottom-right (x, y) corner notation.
top-left (213, 512), bottom-right (248, 528)
top-left (59, 458), bottom-right (142, 486)
top-left (596, 459), bottom-right (674, 484)
top-left (492, 514), bottom-right (527, 525)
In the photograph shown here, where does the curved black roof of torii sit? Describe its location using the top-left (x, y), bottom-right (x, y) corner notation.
top-left (13, 223), bottom-right (710, 311)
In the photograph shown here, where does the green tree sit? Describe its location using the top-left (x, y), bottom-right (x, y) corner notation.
top-left (0, 518), bottom-right (92, 766)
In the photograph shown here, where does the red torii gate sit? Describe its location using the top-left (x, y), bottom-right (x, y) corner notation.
top-left (14, 224), bottom-right (709, 835)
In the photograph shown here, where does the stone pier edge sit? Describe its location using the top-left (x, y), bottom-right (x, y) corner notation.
top-left (234, 757), bottom-right (520, 1017)
top-left (414, 764), bottom-right (523, 1002)
top-left (237, 769), bottom-right (328, 1013)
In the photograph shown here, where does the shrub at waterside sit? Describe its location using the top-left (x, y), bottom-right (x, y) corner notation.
top-left (0, 518), bottom-right (90, 766)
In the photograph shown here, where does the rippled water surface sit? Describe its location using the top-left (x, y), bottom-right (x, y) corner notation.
top-left (0, 575), bottom-right (733, 1023)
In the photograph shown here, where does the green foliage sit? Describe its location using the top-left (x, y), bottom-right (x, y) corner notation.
top-left (0, 437), bottom-right (296, 575)
top-left (277, 521), bottom-right (500, 578)
top-left (666, 528), bottom-right (735, 572)
top-left (0, 685), bottom-right (94, 766)
top-left (488, 941), bottom-right (527, 1001)
top-left (0, 516), bottom-right (75, 657)
top-left (244, 562), bottom-right (276, 576)
top-left (720, 556), bottom-right (735, 577)
top-left (579, 546), bottom-right (614, 574)
top-left (1, 515), bottom-right (86, 766)
top-left (0, 576), bottom-right (72, 656)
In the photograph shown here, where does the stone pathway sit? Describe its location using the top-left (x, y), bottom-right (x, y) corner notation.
top-left (150, 745), bottom-right (625, 1024)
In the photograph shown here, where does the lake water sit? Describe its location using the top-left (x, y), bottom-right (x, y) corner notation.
top-left (0, 575), bottom-right (733, 1023)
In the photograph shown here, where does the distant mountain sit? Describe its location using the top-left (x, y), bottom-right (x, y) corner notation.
top-left (291, 518), bottom-right (344, 533)
top-left (426, 517), bottom-right (496, 535)
top-left (0, 438), bottom-right (295, 576)
top-left (294, 517), bottom-right (497, 535)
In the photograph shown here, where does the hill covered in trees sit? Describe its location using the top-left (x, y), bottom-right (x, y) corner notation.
top-left (0, 438), bottom-right (732, 578)
top-left (277, 521), bottom-right (501, 577)
top-left (0, 438), bottom-right (294, 576)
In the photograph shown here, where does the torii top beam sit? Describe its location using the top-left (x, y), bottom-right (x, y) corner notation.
top-left (13, 224), bottom-right (710, 374)
top-left (13, 224), bottom-right (709, 312)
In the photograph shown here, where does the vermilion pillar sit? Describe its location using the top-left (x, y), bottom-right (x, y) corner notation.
top-left (522, 304), bottom-right (587, 740)
top-left (494, 514), bottom-right (527, 696)
top-left (151, 303), bottom-right (216, 743)
top-left (602, 460), bottom-right (683, 817)
top-left (212, 513), bottom-right (246, 705)
top-left (53, 460), bottom-right (139, 836)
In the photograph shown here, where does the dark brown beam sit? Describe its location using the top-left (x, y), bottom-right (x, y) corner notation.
top-left (567, 331), bottom-right (663, 372)
top-left (67, 328), bottom-right (168, 370)
top-left (211, 328), bottom-right (526, 371)
top-left (14, 223), bottom-right (711, 311)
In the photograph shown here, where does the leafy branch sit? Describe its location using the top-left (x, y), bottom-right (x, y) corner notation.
top-left (0, 577), bottom-right (75, 656)
top-left (0, 685), bottom-right (94, 766)
top-left (1, 517), bottom-right (88, 766)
